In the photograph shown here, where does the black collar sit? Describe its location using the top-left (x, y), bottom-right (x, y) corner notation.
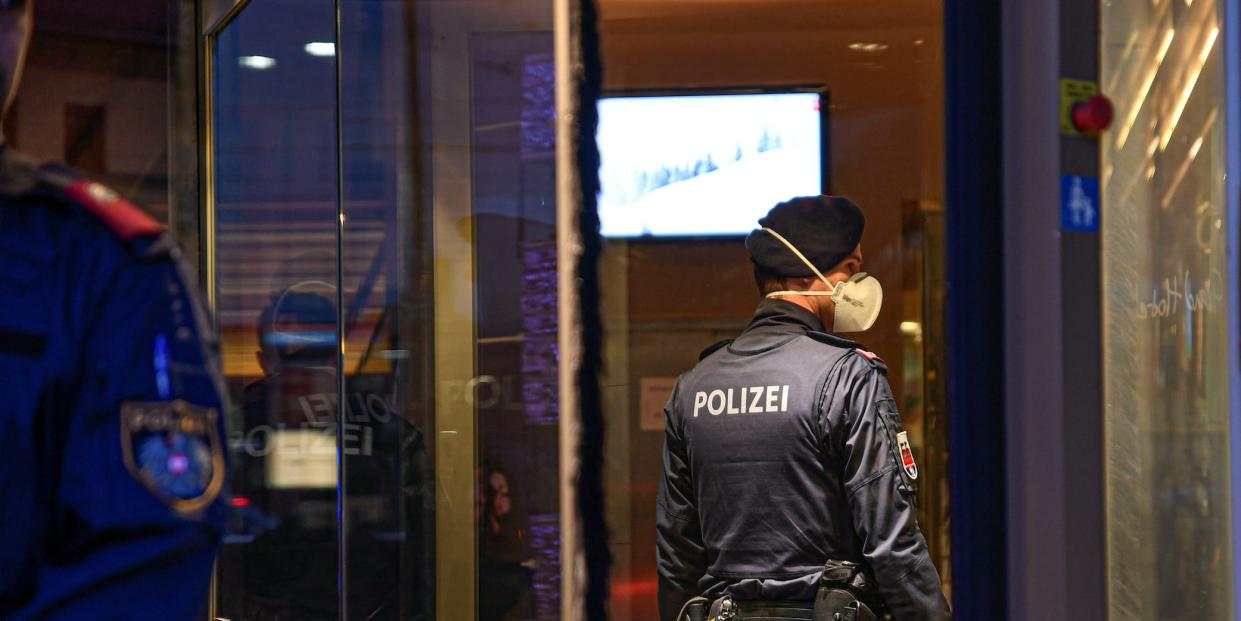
top-left (724, 299), bottom-right (825, 354)
top-left (722, 298), bottom-right (864, 356)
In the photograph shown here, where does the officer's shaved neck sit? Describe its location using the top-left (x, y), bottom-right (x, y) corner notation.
top-left (0, 0), bottom-right (32, 137)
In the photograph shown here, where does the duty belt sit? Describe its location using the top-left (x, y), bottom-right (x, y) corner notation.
top-left (678, 561), bottom-right (884, 621)
top-left (704, 597), bottom-right (813, 621)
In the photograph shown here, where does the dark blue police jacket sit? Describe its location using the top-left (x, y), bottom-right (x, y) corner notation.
top-left (657, 299), bottom-right (950, 621)
top-left (0, 147), bottom-right (228, 620)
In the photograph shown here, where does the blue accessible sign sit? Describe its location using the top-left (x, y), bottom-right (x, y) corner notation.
top-left (1061, 175), bottom-right (1099, 232)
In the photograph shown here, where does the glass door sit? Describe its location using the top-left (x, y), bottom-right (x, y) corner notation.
top-left (205, 0), bottom-right (565, 619)
top-left (207, 1), bottom-right (344, 619)
top-left (1101, 0), bottom-right (1233, 617)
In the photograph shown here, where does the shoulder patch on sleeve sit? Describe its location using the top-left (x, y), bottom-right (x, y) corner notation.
top-left (62, 179), bottom-right (163, 241)
top-left (852, 347), bottom-right (888, 372)
top-left (896, 431), bottom-right (919, 480)
top-left (121, 399), bottom-right (225, 515)
top-left (698, 338), bottom-right (734, 361)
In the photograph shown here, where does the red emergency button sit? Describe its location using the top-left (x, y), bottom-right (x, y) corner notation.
top-left (1072, 94), bottom-right (1114, 134)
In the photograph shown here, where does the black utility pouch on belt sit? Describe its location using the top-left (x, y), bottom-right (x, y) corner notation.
top-left (813, 560), bottom-right (880, 621)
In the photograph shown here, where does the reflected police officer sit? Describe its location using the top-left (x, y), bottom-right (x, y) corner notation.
top-left (236, 287), bottom-right (434, 621)
top-left (0, 1), bottom-right (228, 618)
top-left (657, 196), bottom-right (950, 620)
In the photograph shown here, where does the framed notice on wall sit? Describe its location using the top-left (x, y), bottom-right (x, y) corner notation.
top-left (639, 377), bottom-right (677, 432)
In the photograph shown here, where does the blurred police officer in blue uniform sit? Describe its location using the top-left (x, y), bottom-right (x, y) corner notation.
top-left (0, 1), bottom-right (228, 618)
top-left (657, 197), bottom-right (949, 621)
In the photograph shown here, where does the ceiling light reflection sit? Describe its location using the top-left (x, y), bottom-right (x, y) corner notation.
top-left (1114, 28), bottom-right (1174, 150)
top-left (305, 42), bottom-right (336, 57)
top-left (239, 55), bottom-right (276, 70)
top-left (1160, 25), bottom-right (1218, 150)
top-left (1161, 107), bottom-right (1217, 206)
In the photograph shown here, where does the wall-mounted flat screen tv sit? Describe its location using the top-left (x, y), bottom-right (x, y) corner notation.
top-left (597, 89), bottom-right (827, 237)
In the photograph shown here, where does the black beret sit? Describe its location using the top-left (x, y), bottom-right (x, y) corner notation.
top-left (744, 195), bottom-right (865, 277)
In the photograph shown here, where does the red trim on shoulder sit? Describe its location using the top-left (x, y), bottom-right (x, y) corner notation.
top-left (853, 347), bottom-right (883, 363)
top-left (64, 180), bottom-right (163, 241)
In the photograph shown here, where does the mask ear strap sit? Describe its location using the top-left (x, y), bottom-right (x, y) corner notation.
top-left (762, 227), bottom-right (832, 286)
top-left (765, 290), bottom-right (833, 298)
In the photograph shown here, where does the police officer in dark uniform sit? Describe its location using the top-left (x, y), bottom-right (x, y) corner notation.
top-left (657, 196), bottom-right (949, 621)
top-left (0, 1), bottom-right (228, 618)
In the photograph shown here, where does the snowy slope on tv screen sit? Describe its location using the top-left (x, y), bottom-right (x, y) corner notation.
top-left (597, 92), bottom-right (822, 237)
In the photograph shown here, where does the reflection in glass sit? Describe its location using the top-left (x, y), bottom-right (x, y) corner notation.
top-left (470, 32), bottom-right (560, 621)
top-left (212, 2), bottom-right (341, 619)
top-left (339, 2), bottom-right (435, 619)
top-left (210, 0), bottom-right (559, 618)
top-left (1102, 0), bottom-right (1233, 617)
top-left (13, 0), bottom-right (193, 226)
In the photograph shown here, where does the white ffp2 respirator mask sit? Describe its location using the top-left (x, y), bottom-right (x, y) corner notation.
top-left (760, 227), bottom-right (883, 333)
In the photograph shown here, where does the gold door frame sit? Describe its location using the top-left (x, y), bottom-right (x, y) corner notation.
top-left (198, 7), bottom-right (250, 620)
top-left (553, 0), bottom-right (584, 615)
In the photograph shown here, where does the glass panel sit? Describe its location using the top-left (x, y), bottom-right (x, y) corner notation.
top-left (595, 2), bottom-right (949, 617)
top-left (1101, 0), bottom-right (1233, 618)
top-left (469, 31), bottom-right (561, 621)
top-left (337, 2), bottom-right (557, 620)
top-left (337, 2), bottom-right (436, 619)
top-left (211, 2), bottom-right (342, 619)
top-left (12, 0), bottom-right (195, 228)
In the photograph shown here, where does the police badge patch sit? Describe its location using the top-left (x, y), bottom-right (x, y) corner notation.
top-left (896, 431), bottom-right (918, 480)
top-left (120, 400), bottom-right (224, 514)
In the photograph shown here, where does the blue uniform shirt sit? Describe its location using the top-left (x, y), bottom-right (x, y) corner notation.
top-left (0, 148), bottom-right (228, 620)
